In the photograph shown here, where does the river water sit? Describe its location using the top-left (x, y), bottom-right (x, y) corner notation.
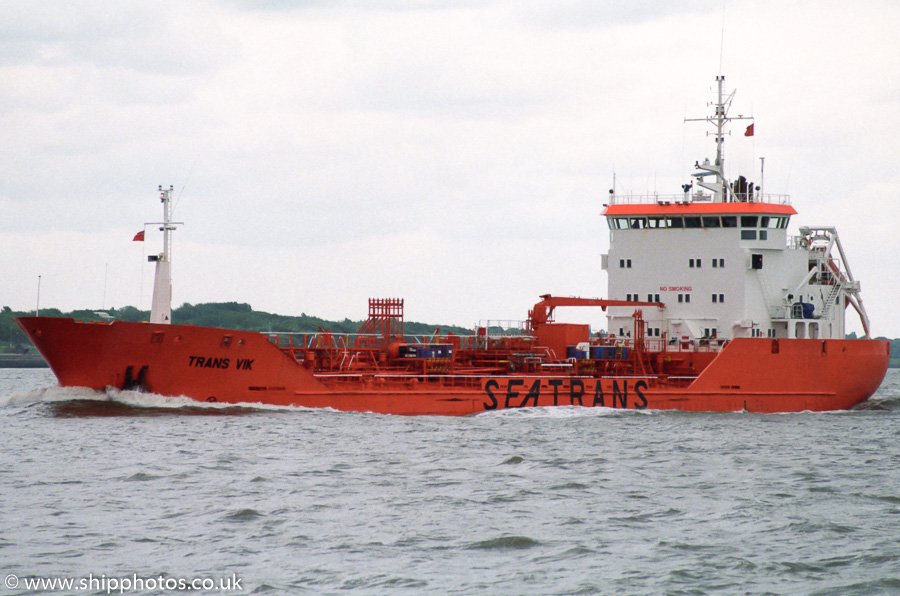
top-left (1, 368), bottom-right (898, 595)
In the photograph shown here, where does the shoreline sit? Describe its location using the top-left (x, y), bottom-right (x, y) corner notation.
top-left (0, 354), bottom-right (48, 368)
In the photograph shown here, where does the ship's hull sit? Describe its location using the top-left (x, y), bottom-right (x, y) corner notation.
top-left (16, 317), bottom-right (889, 415)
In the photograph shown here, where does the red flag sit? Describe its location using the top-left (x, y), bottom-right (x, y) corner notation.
top-left (744, 123), bottom-right (754, 137)
top-left (133, 230), bottom-right (145, 241)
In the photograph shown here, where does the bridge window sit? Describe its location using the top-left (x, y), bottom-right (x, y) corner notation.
top-left (610, 214), bottom-right (779, 231)
top-left (760, 230), bottom-right (768, 240)
top-left (741, 230), bottom-right (757, 240)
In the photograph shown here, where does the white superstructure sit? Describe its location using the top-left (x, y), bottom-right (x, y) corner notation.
top-left (601, 77), bottom-right (870, 349)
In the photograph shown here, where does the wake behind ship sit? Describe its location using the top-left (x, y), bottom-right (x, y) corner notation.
top-left (17, 77), bottom-right (889, 415)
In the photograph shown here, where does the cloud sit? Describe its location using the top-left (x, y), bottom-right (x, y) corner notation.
top-left (1, 0), bottom-right (898, 337)
top-left (0, 2), bottom-right (238, 74)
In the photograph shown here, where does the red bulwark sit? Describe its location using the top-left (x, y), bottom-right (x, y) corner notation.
top-left (602, 203), bottom-right (797, 216)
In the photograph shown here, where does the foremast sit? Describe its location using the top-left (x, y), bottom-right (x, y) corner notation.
top-left (149, 185), bottom-right (181, 324)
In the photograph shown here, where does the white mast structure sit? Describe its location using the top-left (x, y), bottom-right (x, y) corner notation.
top-left (148, 185), bottom-right (182, 324)
top-left (685, 75), bottom-right (753, 203)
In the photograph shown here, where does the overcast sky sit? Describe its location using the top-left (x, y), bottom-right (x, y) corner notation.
top-left (2, 0), bottom-right (898, 337)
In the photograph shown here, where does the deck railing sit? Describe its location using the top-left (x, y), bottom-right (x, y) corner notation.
top-left (263, 331), bottom-right (535, 352)
top-left (606, 192), bottom-right (791, 206)
top-left (264, 330), bottom-right (727, 356)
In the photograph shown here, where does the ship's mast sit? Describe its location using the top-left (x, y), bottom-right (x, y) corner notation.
top-left (686, 75), bottom-right (752, 202)
top-left (149, 185), bottom-right (180, 324)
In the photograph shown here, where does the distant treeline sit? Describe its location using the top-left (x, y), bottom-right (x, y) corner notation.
top-left (0, 302), bottom-right (472, 353)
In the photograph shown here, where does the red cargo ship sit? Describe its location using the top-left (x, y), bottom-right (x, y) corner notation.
top-left (17, 77), bottom-right (889, 414)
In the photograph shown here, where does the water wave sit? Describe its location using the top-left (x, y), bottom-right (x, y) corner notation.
top-left (2, 368), bottom-right (899, 595)
top-left (223, 508), bottom-right (265, 522)
top-left (476, 404), bottom-right (652, 418)
top-left (0, 383), bottom-right (100, 408)
top-left (468, 535), bottom-right (541, 550)
top-left (0, 379), bottom-right (324, 417)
